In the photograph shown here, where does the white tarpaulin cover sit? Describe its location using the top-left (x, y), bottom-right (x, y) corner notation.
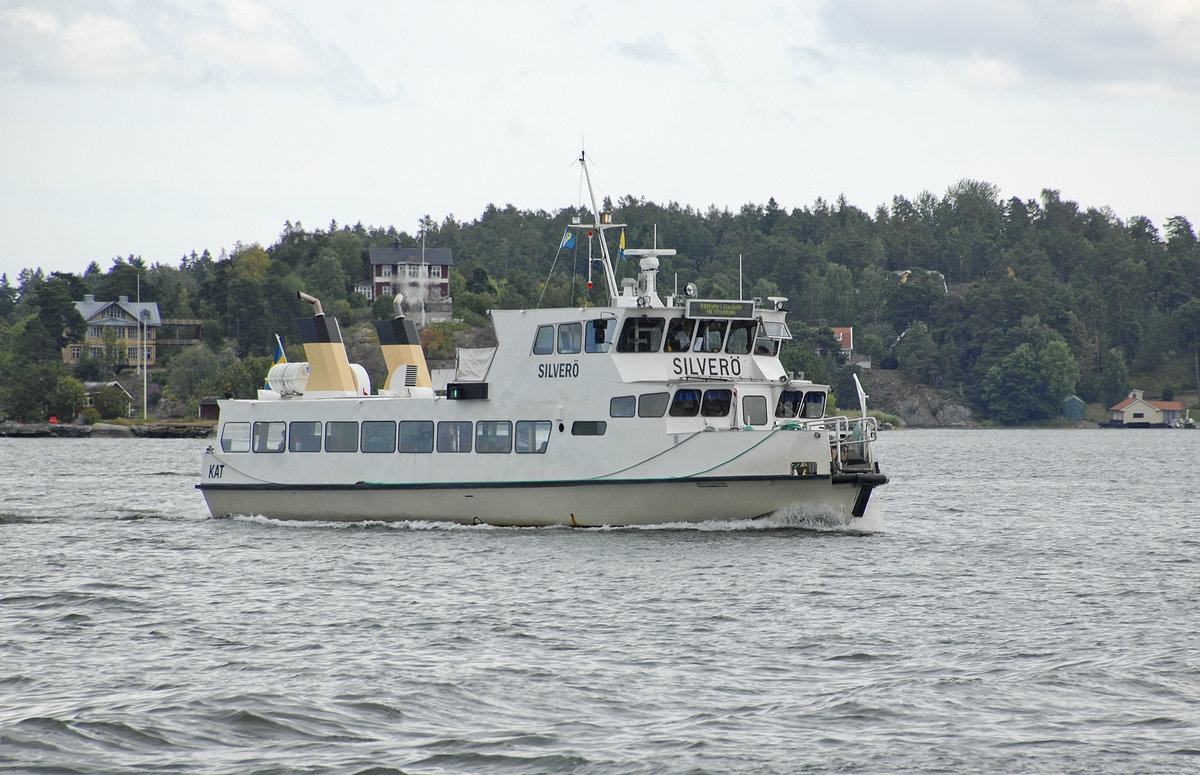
top-left (455, 348), bottom-right (495, 382)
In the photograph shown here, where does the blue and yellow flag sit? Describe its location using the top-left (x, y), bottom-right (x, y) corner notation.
top-left (559, 229), bottom-right (575, 249)
top-left (619, 228), bottom-right (626, 262)
top-left (264, 334), bottom-right (287, 389)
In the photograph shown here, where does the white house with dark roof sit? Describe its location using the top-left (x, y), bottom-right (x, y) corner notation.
top-left (64, 295), bottom-right (162, 367)
top-left (366, 245), bottom-right (454, 323)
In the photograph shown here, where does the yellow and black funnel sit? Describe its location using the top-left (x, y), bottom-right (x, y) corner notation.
top-left (372, 295), bottom-right (432, 390)
top-left (296, 292), bottom-right (359, 393)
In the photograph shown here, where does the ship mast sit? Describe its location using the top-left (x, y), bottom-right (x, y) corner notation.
top-left (575, 151), bottom-right (622, 305)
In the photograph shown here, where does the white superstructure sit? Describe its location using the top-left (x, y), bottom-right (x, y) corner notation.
top-left (198, 153), bottom-right (887, 526)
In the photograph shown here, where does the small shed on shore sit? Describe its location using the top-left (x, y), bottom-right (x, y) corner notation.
top-left (83, 381), bottom-right (133, 418)
top-left (198, 397), bottom-right (220, 421)
top-left (1061, 394), bottom-right (1085, 421)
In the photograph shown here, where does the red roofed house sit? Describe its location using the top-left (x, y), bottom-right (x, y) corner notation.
top-left (831, 327), bottom-right (853, 360)
top-left (1108, 389), bottom-right (1183, 427)
top-left (365, 244), bottom-right (454, 323)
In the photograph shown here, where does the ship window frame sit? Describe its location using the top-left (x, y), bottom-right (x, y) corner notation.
top-left (557, 322), bottom-right (582, 355)
top-left (571, 420), bottom-right (607, 436)
top-left (515, 420), bottom-right (551, 453)
top-left (437, 420), bottom-right (473, 453)
top-left (724, 320), bottom-right (756, 355)
top-left (664, 318), bottom-right (693, 352)
top-left (701, 388), bottom-right (733, 417)
top-left (616, 316), bottom-right (665, 353)
top-left (742, 395), bottom-right (768, 426)
top-left (220, 422), bottom-right (251, 453)
top-left (361, 420), bottom-right (397, 453)
top-left (669, 388), bottom-right (702, 417)
top-left (761, 320), bottom-right (791, 339)
top-left (585, 319), bottom-right (613, 353)
top-left (754, 332), bottom-right (779, 356)
top-left (325, 421), bottom-right (359, 453)
top-left (252, 421), bottom-right (286, 453)
top-left (610, 395), bottom-right (636, 417)
top-left (801, 392), bottom-right (827, 418)
top-left (533, 325), bottom-right (554, 355)
top-left (776, 390), bottom-right (804, 418)
top-left (638, 392), bottom-right (670, 418)
top-left (693, 319), bottom-right (728, 353)
top-left (476, 420), bottom-right (513, 453)
top-left (398, 420), bottom-right (434, 453)
top-left (288, 421), bottom-right (322, 452)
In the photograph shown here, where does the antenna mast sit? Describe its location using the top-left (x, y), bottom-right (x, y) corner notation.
top-left (576, 151), bottom-right (622, 304)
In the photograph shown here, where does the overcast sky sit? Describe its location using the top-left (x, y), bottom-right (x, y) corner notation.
top-left (2, 0), bottom-right (1198, 283)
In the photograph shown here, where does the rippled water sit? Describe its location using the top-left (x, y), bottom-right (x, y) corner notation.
top-left (2, 430), bottom-right (1199, 774)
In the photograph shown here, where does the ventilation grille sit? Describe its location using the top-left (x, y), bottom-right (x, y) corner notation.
top-left (404, 364), bottom-right (418, 387)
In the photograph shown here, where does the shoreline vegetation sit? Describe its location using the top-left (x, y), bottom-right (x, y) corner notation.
top-left (5, 184), bottom-right (1200, 429)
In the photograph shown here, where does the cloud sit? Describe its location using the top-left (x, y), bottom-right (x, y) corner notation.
top-left (0, 0), bottom-right (386, 100)
top-left (816, 0), bottom-right (1200, 94)
top-left (613, 33), bottom-right (685, 66)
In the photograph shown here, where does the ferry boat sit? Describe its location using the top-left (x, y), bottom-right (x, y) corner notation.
top-left (197, 154), bottom-right (887, 526)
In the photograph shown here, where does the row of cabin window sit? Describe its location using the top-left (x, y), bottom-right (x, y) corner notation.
top-left (219, 389), bottom-right (825, 454)
top-left (609, 388), bottom-right (825, 423)
top-left (220, 419), bottom-right (558, 455)
top-left (533, 318), bottom-right (780, 356)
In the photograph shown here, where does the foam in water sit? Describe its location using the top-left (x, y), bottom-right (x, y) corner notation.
top-left (226, 501), bottom-right (887, 533)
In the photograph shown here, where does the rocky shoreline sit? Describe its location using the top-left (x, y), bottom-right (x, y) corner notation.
top-left (0, 421), bottom-right (213, 438)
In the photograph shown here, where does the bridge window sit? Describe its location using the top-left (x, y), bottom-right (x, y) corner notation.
top-left (664, 318), bottom-right (693, 352)
top-left (325, 421), bottom-right (359, 452)
top-left (670, 388), bottom-right (702, 417)
top-left (725, 320), bottom-right (756, 355)
top-left (585, 319), bottom-right (614, 353)
top-left (616, 316), bottom-right (665, 353)
top-left (289, 421), bottom-right (322, 452)
top-left (557, 323), bottom-right (582, 354)
top-left (776, 390), bottom-right (804, 418)
top-left (694, 320), bottom-right (727, 353)
top-left (802, 392), bottom-right (826, 418)
top-left (701, 389), bottom-right (733, 417)
top-left (533, 325), bottom-right (554, 355)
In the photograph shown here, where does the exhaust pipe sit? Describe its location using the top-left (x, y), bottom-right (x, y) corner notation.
top-left (297, 291), bottom-right (324, 316)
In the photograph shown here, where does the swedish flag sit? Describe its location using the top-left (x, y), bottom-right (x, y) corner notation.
top-left (619, 229), bottom-right (626, 262)
top-left (264, 334), bottom-right (287, 389)
top-left (559, 229), bottom-right (575, 249)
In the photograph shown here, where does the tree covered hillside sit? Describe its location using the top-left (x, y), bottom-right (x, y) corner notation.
top-left (1, 181), bottom-right (1197, 424)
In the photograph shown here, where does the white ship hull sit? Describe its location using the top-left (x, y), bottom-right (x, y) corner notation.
top-left (199, 475), bottom-right (870, 527)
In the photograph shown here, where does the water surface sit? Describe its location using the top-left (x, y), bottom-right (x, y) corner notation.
top-left (1, 430), bottom-right (1198, 773)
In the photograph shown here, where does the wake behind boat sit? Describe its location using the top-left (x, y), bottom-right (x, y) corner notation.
top-left (197, 153), bottom-right (887, 526)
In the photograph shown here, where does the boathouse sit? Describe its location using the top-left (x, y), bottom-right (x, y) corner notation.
top-left (1107, 389), bottom-right (1182, 427)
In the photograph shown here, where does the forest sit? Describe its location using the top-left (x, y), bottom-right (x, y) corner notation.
top-left (1, 179), bottom-right (1198, 425)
